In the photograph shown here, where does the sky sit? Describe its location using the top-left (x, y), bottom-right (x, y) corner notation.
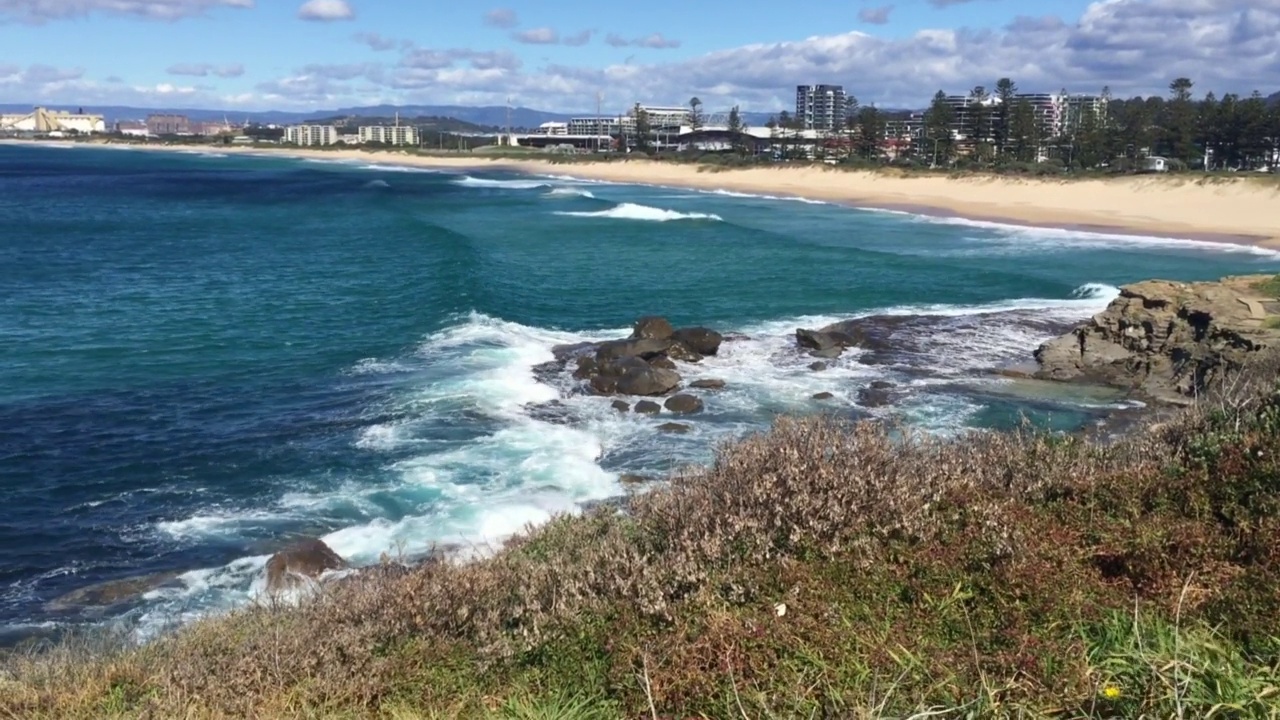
top-left (0, 0), bottom-right (1278, 113)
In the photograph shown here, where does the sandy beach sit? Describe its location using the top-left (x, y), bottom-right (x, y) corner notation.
top-left (27, 141), bottom-right (1280, 246)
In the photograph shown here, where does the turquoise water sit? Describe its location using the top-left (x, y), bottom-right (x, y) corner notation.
top-left (2, 143), bottom-right (1277, 640)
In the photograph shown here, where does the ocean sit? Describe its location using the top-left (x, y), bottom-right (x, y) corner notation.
top-left (2, 143), bottom-right (1277, 643)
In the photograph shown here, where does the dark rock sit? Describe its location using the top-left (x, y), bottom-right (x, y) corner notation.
top-left (619, 473), bottom-right (651, 485)
top-left (265, 538), bottom-right (348, 594)
top-left (796, 328), bottom-right (858, 351)
top-left (672, 327), bottom-right (724, 356)
top-left (664, 393), bottom-right (704, 414)
top-left (616, 365), bottom-right (682, 396)
top-left (589, 374), bottom-right (619, 395)
top-left (597, 356), bottom-right (649, 377)
top-left (812, 392), bottom-right (834, 400)
top-left (532, 360), bottom-right (563, 383)
top-left (809, 346), bottom-right (844, 359)
top-left (856, 387), bottom-right (895, 408)
top-left (44, 571), bottom-right (183, 613)
top-left (632, 316), bottom-right (674, 341)
top-left (648, 355), bottom-right (677, 370)
top-left (870, 380), bottom-right (896, 389)
top-left (809, 361), bottom-right (828, 371)
top-left (596, 338), bottom-right (671, 363)
top-left (689, 378), bottom-right (726, 389)
top-left (666, 342), bottom-right (703, 363)
top-left (552, 341), bottom-right (597, 362)
top-left (573, 355), bottom-right (599, 379)
top-left (611, 400), bottom-right (631, 413)
top-left (526, 400), bottom-right (578, 424)
top-left (634, 400), bottom-right (661, 414)
top-left (657, 422), bottom-right (692, 434)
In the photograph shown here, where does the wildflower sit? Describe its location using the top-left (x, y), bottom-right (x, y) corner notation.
top-left (1102, 683), bottom-right (1122, 699)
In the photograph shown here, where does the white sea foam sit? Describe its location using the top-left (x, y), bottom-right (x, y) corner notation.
top-left (555, 202), bottom-right (723, 222)
top-left (702, 188), bottom-right (830, 205)
top-left (454, 175), bottom-right (550, 189)
top-left (546, 187), bottom-right (596, 198)
top-left (359, 164), bottom-right (441, 173)
top-left (916, 214), bottom-right (1280, 258)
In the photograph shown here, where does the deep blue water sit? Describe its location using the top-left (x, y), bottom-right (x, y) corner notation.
top-left (2, 143), bottom-right (1277, 640)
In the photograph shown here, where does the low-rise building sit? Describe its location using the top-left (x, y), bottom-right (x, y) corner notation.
top-left (285, 124), bottom-right (338, 146)
top-left (114, 120), bottom-right (149, 137)
top-left (358, 125), bottom-right (417, 146)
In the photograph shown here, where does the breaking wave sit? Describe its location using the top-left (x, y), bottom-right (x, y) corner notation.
top-left (555, 202), bottom-right (723, 222)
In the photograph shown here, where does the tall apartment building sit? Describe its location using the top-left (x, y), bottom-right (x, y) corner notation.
top-left (358, 125), bottom-right (418, 146)
top-left (146, 113), bottom-right (190, 135)
top-left (284, 124), bottom-right (338, 146)
top-left (795, 85), bottom-right (847, 132)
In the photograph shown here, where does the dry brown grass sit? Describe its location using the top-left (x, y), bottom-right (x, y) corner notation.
top-left (4, 354), bottom-right (1280, 719)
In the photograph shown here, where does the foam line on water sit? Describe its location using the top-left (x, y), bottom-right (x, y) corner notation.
top-left (555, 202), bottom-right (723, 222)
top-left (454, 175), bottom-right (551, 189)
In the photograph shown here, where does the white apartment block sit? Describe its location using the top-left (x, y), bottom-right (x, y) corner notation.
top-left (358, 125), bottom-right (418, 146)
top-left (796, 85), bottom-right (848, 133)
top-left (285, 125), bottom-right (338, 146)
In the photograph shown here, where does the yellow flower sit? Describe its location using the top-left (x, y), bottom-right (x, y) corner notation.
top-left (1102, 684), bottom-right (1122, 699)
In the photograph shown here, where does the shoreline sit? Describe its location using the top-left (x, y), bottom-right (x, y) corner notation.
top-left (6, 139), bottom-right (1280, 248)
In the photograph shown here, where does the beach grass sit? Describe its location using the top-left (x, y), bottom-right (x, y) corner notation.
top-left (4, 349), bottom-right (1280, 719)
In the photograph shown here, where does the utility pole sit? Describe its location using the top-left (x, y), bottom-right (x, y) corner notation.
top-left (596, 91), bottom-right (602, 153)
top-left (505, 95), bottom-right (512, 148)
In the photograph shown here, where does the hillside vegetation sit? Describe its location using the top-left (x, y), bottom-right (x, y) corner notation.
top-left (3, 354), bottom-right (1280, 719)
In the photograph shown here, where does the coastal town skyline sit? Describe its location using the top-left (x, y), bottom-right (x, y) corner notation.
top-left (2, 0), bottom-right (1278, 113)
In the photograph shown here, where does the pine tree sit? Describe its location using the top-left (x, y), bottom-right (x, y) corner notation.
top-left (688, 97), bottom-right (704, 131)
top-left (924, 91), bottom-right (955, 166)
top-left (994, 77), bottom-right (1017, 159)
top-left (633, 105), bottom-right (652, 153)
top-left (1167, 77), bottom-right (1196, 165)
top-left (856, 105), bottom-right (885, 160)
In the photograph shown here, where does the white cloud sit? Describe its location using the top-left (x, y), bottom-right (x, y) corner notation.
top-left (297, 0), bottom-right (352, 21)
top-left (166, 62), bottom-right (244, 77)
top-left (605, 32), bottom-right (681, 49)
top-left (353, 31), bottom-right (396, 51)
top-left (858, 5), bottom-right (893, 24)
top-left (563, 29), bottom-right (594, 46)
top-left (482, 7), bottom-right (516, 28)
top-left (0, 0), bottom-right (252, 22)
top-left (512, 26), bottom-right (557, 44)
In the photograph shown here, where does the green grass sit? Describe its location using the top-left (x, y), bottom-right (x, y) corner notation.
top-left (1253, 274), bottom-right (1280, 299)
top-left (5, 354), bottom-right (1280, 719)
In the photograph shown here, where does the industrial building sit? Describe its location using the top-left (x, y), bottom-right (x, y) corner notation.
top-left (0, 107), bottom-right (105, 135)
top-left (146, 113), bottom-right (190, 135)
top-left (284, 125), bottom-right (338, 146)
top-left (795, 85), bottom-right (847, 133)
top-left (358, 125), bottom-right (417, 146)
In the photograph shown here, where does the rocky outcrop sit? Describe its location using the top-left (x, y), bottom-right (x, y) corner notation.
top-left (1034, 275), bottom-right (1280, 401)
top-left (544, 317), bottom-right (728, 398)
top-left (664, 394), bottom-right (704, 414)
top-left (671, 327), bottom-right (723, 356)
top-left (265, 538), bottom-right (348, 594)
top-left (690, 378), bottom-right (726, 389)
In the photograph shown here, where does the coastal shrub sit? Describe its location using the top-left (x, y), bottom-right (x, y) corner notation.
top-left (5, 356), bottom-right (1280, 718)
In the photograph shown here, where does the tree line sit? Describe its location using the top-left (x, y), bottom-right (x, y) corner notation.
top-left (921, 77), bottom-right (1280, 171)
top-left (758, 78), bottom-right (1279, 171)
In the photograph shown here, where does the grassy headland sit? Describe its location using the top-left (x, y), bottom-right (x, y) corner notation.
top-left (3, 349), bottom-right (1280, 719)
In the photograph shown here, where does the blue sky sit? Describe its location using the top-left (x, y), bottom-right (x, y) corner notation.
top-left (1, 0), bottom-right (1277, 112)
